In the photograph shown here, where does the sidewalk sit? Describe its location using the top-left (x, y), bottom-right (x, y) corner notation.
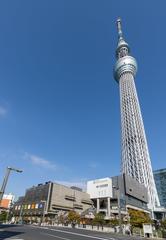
top-left (40, 223), bottom-right (165, 239)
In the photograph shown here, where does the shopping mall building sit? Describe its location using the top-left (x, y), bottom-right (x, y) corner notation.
top-left (13, 181), bottom-right (92, 224)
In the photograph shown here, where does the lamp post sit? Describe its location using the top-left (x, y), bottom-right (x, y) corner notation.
top-left (113, 186), bottom-right (122, 234)
top-left (41, 200), bottom-right (47, 226)
top-left (18, 204), bottom-right (24, 224)
top-left (0, 167), bottom-right (23, 203)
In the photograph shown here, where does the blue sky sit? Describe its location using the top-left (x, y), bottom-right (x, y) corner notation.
top-left (0, 0), bottom-right (166, 198)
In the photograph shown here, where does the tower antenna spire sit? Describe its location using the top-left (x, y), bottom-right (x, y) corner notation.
top-left (117, 17), bottom-right (123, 39)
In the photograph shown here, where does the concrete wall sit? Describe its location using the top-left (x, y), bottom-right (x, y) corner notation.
top-left (49, 183), bottom-right (92, 213)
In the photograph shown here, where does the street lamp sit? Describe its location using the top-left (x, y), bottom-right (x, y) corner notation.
top-left (40, 200), bottom-right (47, 226)
top-left (113, 186), bottom-right (122, 234)
top-left (0, 167), bottom-right (23, 203)
top-left (18, 203), bottom-right (24, 224)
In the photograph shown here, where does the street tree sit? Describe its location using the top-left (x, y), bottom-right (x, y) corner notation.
top-left (0, 211), bottom-right (7, 222)
top-left (59, 214), bottom-right (65, 224)
top-left (128, 209), bottom-right (152, 228)
top-left (67, 210), bottom-right (80, 226)
top-left (161, 219), bottom-right (166, 229)
top-left (109, 219), bottom-right (119, 227)
top-left (92, 213), bottom-right (105, 227)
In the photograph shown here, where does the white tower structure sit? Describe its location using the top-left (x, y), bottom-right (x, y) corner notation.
top-left (114, 18), bottom-right (160, 211)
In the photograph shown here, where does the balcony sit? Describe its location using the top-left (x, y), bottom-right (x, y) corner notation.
top-left (65, 195), bottom-right (76, 201)
top-left (81, 199), bottom-right (92, 205)
top-left (73, 203), bottom-right (83, 209)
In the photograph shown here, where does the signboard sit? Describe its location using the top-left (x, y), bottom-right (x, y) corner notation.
top-left (143, 224), bottom-right (153, 238)
top-left (39, 203), bottom-right (43, 209)
top-left (31, 204), bottom-right (35, 209)
top-left (35, 203), bottom-right (39, 209)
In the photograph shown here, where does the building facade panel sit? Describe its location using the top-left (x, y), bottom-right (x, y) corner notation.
top-left (87, 178), bottom-right (113, 199)
top-left (124, 174), bottom-right (148, 202)
top-left (49, 183), bottom-right (92, 213)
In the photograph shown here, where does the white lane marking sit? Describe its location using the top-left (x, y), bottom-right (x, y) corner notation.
top-left (42, 233), bottom-right (71, 240)
top-left (39, 227), bottom-right (49, 229)
top-left (5, 238), bottom-right (24, 239)
top-left (46, 228), bottom-right (115, 240)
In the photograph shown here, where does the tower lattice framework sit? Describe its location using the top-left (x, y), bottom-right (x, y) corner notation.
top-left (114, 18), bottom-right (160, 211)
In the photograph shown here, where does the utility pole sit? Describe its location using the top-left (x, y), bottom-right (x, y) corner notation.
top-left (113, 186), bottom-right (122, 234)
top-left (0, 167), bottom-right (23, 203)
top-left (117, 188), bottom-right (122, 234)
top-left (18, 204), bottom-right (24, 224)
top-left (41, 200), bottom-right (47, 226)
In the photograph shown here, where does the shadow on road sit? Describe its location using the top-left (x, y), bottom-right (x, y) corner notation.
top-left (0, 225), bottom-right (24, 240)
top-left (0, 224), bottom-right (20, 229)
top-left (0, 230), bottom-right (23, 240)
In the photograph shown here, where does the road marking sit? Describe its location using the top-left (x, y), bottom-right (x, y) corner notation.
top-left (42, 233), bottom-right (71, 240)
top-left (34, 226), bottom-right (115, 240)
top-left (46, 228), bottom-right (115, 240)
top-left (41, 227), bottom-right (49, 229)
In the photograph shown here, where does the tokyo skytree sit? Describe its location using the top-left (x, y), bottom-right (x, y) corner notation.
top-left (114, 18), bottom-right (160, 211)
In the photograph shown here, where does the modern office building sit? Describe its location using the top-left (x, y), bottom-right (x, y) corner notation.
top-left (113, 18), bottom-right (160, 212)
top-left (87, 174), bottom-right (149, 220)
top-left (13, 181), bottom-right (92, 223)
top-left (154, 168), bottom-right (166, 208)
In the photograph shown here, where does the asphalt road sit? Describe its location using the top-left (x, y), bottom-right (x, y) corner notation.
top-left (0, 224), bottom-right (145, 240)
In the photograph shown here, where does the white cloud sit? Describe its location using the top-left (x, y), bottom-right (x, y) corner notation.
top-left (25, 153), bottom-right (56, 170)
top-left (0, 106), bottom-right (8, 117)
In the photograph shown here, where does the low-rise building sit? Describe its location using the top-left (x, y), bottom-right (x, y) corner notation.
top-left (0, 193), bottom-right (15, 210)
top-left (13, 181), bottom-right (92, 223)
top-left (87, 174), bottom-right (149, 220)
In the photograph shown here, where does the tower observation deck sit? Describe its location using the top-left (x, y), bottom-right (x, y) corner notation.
top-left (114, 18), bottom-right (160, 212)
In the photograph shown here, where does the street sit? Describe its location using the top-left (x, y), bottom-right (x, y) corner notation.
top-left (0, 224), bottom-right (145, 240)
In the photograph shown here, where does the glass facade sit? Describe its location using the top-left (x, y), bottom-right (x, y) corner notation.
top-left (13, 182), bottom-right (51, 216)
top-left (154, 168), bottom-right (166, 208)
top-left (24, 183), bottom-right (49, 203)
